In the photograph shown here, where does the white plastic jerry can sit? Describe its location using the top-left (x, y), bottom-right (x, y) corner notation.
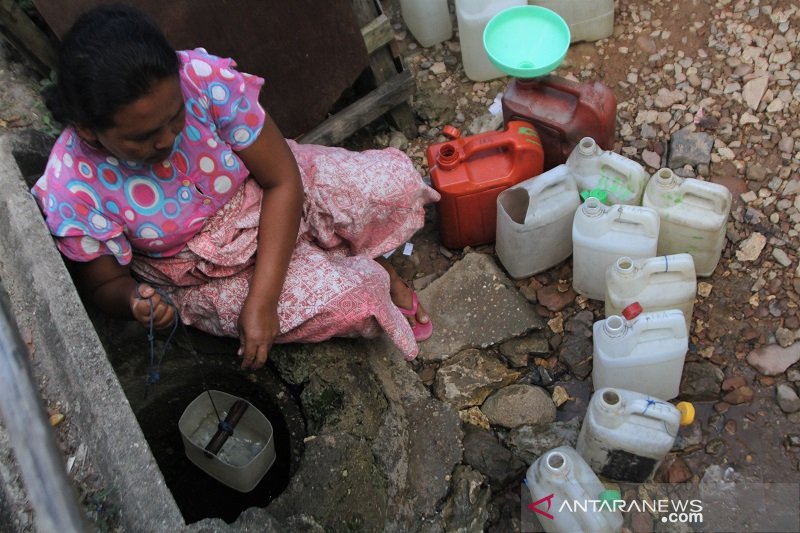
top-left (528, 0), bottom-right (615, 43)
top-left (572, 198), bottom-right (660, 301)
top-left (496, 165), bottom-right (581, 278)
top-left (605, 254), bottom-right (697, 332)
top-left (399, 0), bottom-right (453, 48)
top-left (641, 168), bottom-right (732, 277)
top-left (576, 388), bottom-right (695, 483)
top-left (592, 308), bottom-right (689, 401)
top-left (456, 0), bottom-right (526, 82)
top-left (566, 137), bottom-right (650, 205)
top-left (526, 446), bottom-right (623, 533)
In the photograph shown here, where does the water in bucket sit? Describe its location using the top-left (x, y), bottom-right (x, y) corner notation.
top-left (483, 6), bottom-right (617, 170)
top-left (605, 254), bottom-right (697, 332)
top-left (525, 446), bottom-right (623, 533)
top-left (495, 164), bottom-right (580, 278)
top-left (427, 120), bottom-right (544, 248)
top-left (576, 388), bottom-right (694, 483)
top-left (572, 198), bottom-right (660, 300)
top-left (592, 309), bottom-right (689, 401)
top-left (642, 168), bottom-right (732, 277)
top-left (566, 137), bottom-right (650, 205)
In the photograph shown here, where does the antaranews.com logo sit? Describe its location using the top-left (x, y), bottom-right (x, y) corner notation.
top-left (527, 493), bottom-right (703, 525)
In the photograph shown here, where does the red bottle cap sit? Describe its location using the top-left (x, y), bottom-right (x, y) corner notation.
top-left (442, 125), bottom-right (461, 139)
top-left (622, 302), bottom-right (643, 320)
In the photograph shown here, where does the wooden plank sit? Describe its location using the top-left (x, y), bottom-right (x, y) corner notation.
top-left (299, 69), bottom-right (415, 146)
top-left (361, 14), bottom-right (393, 55)
top-left (0, 0), bottom-right (56, 74)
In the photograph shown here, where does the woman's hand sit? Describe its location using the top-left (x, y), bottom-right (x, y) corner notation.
top-left (130, 283), bottom-right (176, 330)
top-left (237, 296), bottom-right (280, 370)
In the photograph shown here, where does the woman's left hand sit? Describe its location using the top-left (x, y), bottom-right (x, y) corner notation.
top-left (237, 297), bottom-right (280, 370)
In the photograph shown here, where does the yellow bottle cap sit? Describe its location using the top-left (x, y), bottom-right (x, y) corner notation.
top-left (676, 402), bottom-right (695, 425)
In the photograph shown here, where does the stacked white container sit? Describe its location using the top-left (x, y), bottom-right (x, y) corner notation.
top-left (526, 446), bottom-right (624, 533)
top-left (566, 137), bottom-right (650, 206)
top-left (399, 0), bottom-right (452, 47)
top-left (642, 168), bottom-right (732, 277)
top-left (456, 0), bottom-right (526, 81)
top-left (605, 254), bottom-right (697, 331)
top-left (528, 0), bottom-right (615, 43)
top-left (572, 198), bottom-right (660, 300)
top-left (496, 165), bottom-right (581, 278)
top-left (576, 388), bottom-right (694, 483)
top-left (592, 309), bottom-right (689, 400)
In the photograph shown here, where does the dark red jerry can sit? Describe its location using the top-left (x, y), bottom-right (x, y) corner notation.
top-left (427, 120), bottom-right (545, 249)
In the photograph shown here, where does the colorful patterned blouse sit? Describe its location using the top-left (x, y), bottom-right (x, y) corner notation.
top-left (31, 48), bottom-right (266, 265)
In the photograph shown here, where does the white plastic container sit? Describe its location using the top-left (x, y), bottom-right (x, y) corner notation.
top-left (496, 165), bottom-right (581, 278)
top-left (592, 309), bottom-right (689, 400)
top-left (577, 388), bottom-right (693, 483)
top-left (572, 198), bottom-right (660, 300)
top-left (642, 168), bottom-right (732, 277)
top-left (566, 137), bottom-right (650, 206)
top-left (456, 0), bottom-right (526, 81)
top-left (605, 254), bottom-right (697, 331)
top-left (526, 446), bottom-right (623, 533)
top-left (399, 0), bottom-right (453, 48)
top-left (528, 0), bottom-right (615, 43)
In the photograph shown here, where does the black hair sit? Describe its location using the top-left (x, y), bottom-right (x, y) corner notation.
top-left (44, 4), bottom-right (180, 131)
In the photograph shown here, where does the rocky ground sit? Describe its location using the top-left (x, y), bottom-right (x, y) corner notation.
top-left (1, 0), bottom-right (800, 531)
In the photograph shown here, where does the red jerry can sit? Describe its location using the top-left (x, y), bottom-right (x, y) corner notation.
top-left (427, 120), bottom-right (544, 249)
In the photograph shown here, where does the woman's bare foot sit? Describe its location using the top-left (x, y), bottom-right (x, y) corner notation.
top-left (375, 257), bottom-right (430, 328)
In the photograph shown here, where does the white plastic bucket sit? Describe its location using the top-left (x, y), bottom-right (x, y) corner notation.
top-left (566, 137), bottom-right (650, 205)
top-left (528, 0), bottom-right (614, 43)
top-left (496, 165), bottom-right (581, 278)
top-left (572, 198), bottom-right (660, 300)
top-left (592, 310), bottom-right (688, 400)
top-left (399, 0), bottom-right (453, 47)
top-left (526, 446), bottom-right (623, 533)
top-left (179, 390), bottom-right (276, 493)
top-left (642, 168), bottom-right (732, 277)
top-left (605, 254), bottom-right (697, 331)
top-left (456, 0), bottom-right (526, 81)
top-left (576, 388), bottom-right (682, 483)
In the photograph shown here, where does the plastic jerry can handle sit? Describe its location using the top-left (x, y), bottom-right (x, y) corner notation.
top-left (610, 206), bottom-right (660, 235)
top-left (640, 254), bottom-right (697, 281)
top-left (623, 396), bottom-right (679, 423)
top-left (680, 179), bottom-right (732, 215)
top-left (526, 168), bottom-right (572, 203)
top-left (631, 310), bottom-right (687, 339)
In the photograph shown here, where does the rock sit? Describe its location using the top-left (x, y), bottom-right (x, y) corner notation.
top-left (680, 361), bottom-right (724, 400)
top-left (735, 232), bottom-right (767, 262)
top-left (776, 328), bottom-right (798, 348)
top-left (537, 284), bottom-right (577, 312)
top-left (777, 384), bottom-right (800, 414)
top-left (557, 311), bottom-right (594, 379)
top-left (481, 384), bottom-right (556, 428)
top-left (434, 349), bottom-right (520, 409)
top-left (505, 418), bottom-right (582, 465)
top-left (668, 127), bottom-right (713, 168)
top-left (722, 386), bottom-right (753, 405)
top-left (773, 248), bottom-right (792, 267)
top-left (697, 282), bottom-right (713, 298)
top-left (462, 425), bottom-right (527, 487)
top-left (747, 343), bottom-right (800, 375)
top-left (656, 456), bottom-right (692, 483)
top-left (642, 149), bottom-right (661, 168)
top-left (721, 375), bottom-right (747, 392)
top-left (388, 131), bottom-right (409, 151)
top-left (499, 332), bottom-right (550, 368)
top-left (442, 465), bottom-right (491, 533)
top-left (742, 76), bottom-right (769, 110)
top-left (459, 406), bottom-right (491, 430)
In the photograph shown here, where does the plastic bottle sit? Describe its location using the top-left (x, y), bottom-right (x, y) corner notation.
top-left (501, 77), bottom-right (617, 171)
top-left (427, 121), bottom-right (545, 248)
top-left (528, 0), bottom-right (615, 43)
top-left (496, 165), bottom-right (580, 278)
top-left (566, 137), bottom-right (650, 205)
top-left (605, 254), bottom-right (697, 331)
top-left (572, 198), bottom-right (660, 300)
top-left (641, 168), bottom-right (732, 277)
top-left (576, 388), bottom-right (695, 483)
top-left (526, 446), bottom-right (623, 533)
top-left (592, 308), bottom-right (689, 400)
top-left (399, 0), bottom-right (453, 48)
top-left (456, 0), bottom-right (527, 81)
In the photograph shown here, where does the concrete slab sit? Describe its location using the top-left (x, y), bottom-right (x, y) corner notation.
top-left (417, 253), bottom-right (545, 362)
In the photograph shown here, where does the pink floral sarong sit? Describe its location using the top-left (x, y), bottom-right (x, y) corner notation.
top-left (130, 141), bottom-right (440, 360)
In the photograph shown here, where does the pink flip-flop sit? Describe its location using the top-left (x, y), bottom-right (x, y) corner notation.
top-left (396, 289), bottom-right (433, 342)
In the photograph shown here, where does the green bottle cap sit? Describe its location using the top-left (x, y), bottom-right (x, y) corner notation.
top-left (580, 189), bottom-right (609, 204)
top-left (599, 489), bottom-right (621, 504)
